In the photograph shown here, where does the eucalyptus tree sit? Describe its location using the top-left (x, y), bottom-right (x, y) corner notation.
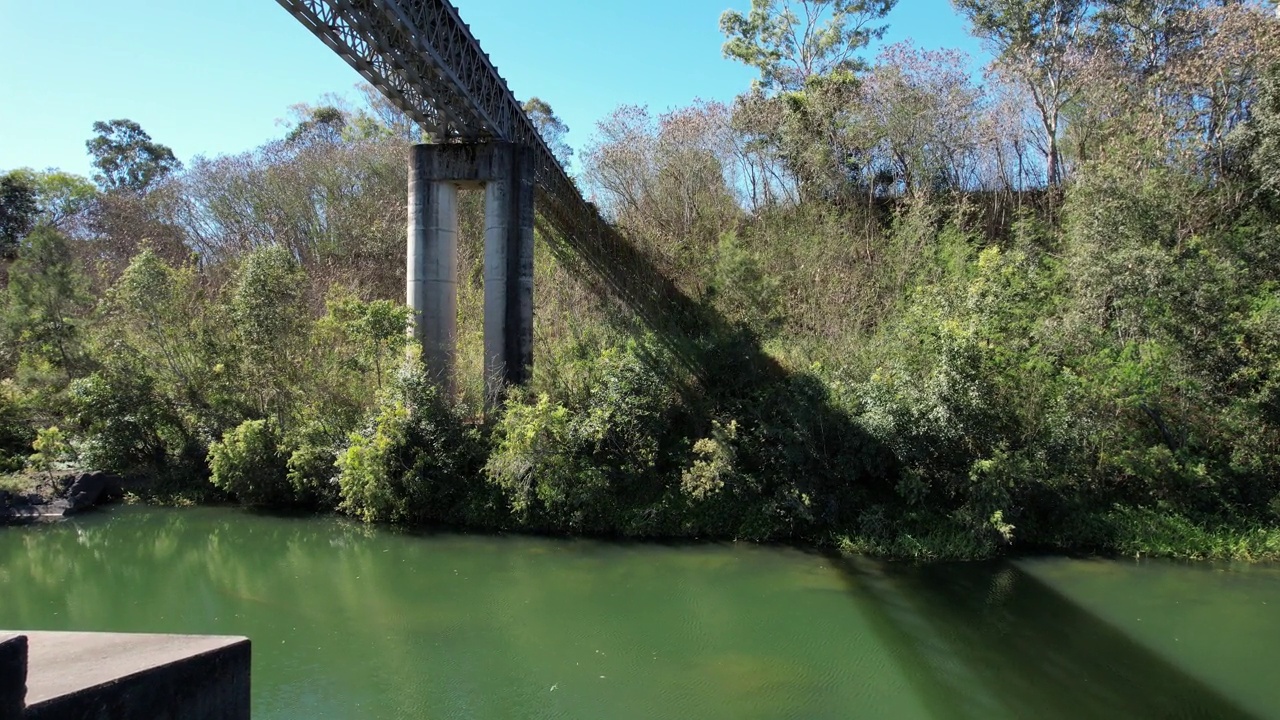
top-left (86, 119), bottom-right (182, 194)
top-left (0, 172), bottom-right (37, 259)
top-left (523, 97), bottom-right (574, 168)
top-left (954, 0), bottom-right (1093, 186)
top-left (720, 0), bottom-right (897, 204)
top-left (720, 0), bottom-right (896, 93)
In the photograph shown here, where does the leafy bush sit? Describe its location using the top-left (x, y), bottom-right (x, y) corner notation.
top-left (29, 426), bottom-right (71, 480)
top-left (487, 340), bottom-right (687, 533)
top-left (0, 381), bottom-right (31, 472)
top-left (68, 366), bottom-right (198, 479)
top-left (336, 362), bottom-right (482, 524)
top-left (854, 245), bottom-right (1073, 537)
top-left (208, 419), bottom-right (290, 506)
top-left (284, 421), bottom-right (342, 509)
top-left (710, 233), bottom-right (782, 336)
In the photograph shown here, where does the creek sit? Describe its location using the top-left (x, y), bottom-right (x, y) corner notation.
top-left (1, 506), bottom-right (1276, 719)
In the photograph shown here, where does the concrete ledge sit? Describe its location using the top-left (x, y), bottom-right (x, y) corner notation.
top-left (1, 631), bottom-right (250, 720)
top-left (0, 633), bottom-right (28, 719)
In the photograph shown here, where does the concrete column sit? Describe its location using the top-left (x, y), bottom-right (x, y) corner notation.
top-left (482, 145), bottom-right (536, 405)
top-left (408, 147), bottom-right (459, 389)
top-left (409, 141), bottom-right (534, 400)
top-left (508, 146), bottom-right (536, 388)
top-left (483, 178), bottom-right (511, 404)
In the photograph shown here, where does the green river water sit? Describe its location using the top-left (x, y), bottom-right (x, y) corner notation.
top-left (1, 506), bottom-right (1277, 719)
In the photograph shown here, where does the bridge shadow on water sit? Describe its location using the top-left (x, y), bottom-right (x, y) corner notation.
top-left (822, 553), bottom-right (1259, 720)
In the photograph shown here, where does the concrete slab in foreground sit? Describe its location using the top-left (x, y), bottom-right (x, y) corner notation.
top-left (0, 630), bottom-right (250, 720)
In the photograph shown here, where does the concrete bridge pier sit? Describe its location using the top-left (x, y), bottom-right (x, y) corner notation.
top-left (409, 142), bottom-right (535, 402)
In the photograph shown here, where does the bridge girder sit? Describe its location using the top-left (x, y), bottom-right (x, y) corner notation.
top-left (275, 0), bottom-right (570, 187)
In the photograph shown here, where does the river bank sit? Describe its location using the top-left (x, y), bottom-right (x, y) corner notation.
top-left (6, 459), bottom-right (1279, 563)
top-left (0, 470), bottom-right (123, 525)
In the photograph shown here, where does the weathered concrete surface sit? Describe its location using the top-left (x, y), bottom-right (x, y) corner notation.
top-left (0, 633), bottom-right (28, 719)
top-left (483, 144), bottom-right (535, 402)
top-left (11, 631), bottom-right (250, 720)
top-left (408, 151), bottom-right (460, 388)
top-left (409, 142), bottom-right (535, 399)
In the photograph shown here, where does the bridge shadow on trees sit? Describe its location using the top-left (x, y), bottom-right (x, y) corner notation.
top-left (824, 555), bottom-right (1259, 720)
top-left (524, 196), bottom-right (898, 541)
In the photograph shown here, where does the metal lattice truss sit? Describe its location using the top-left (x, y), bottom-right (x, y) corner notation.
top-left (275, 0), bottom-right (590, 236)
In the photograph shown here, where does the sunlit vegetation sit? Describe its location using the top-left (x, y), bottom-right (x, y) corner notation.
top-left (2, 0), bottom-right (1279, 559)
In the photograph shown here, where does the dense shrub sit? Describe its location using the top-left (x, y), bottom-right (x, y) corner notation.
top-left (68, 365), bottom-right (199, 479)
top-left (336, 361), bottom-right (482, 524)
top-left (487, 340), bottom-right (688, 534)
top-left (208, 419), bottom-right (291, 506)
top-left (0, 381), bottom-right (31, 472)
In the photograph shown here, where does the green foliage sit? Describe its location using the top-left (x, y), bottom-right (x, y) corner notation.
top-left (285, 106), bottom-right (348, 146)
top-left (855, 242), bottom-right (1071, 535)
top-left (208, 419), bottom-right (290, 506)
top-left (68, 365), bottom-right (194, 478)
top-left (721, 0), bottom-right (896, 92)
top-left (28, 426), bottom-right (70, 480)
top-left (3, 226), bottom-right (91, 377)
top-left (681, 420), bottom-right (740, 502)
top-left (0, 171), bottom-right (38, 258)
top-left (86, 119), bottom-right (181, 193)
top-left (1101, 506), bottom-right (1280, 562)
top-left (337, 361), bottom-right (482, 524)
top-left (1250, 64), bottom-right (1280, 199)
top-left (487, 340), bottom-right (686, 533)
top-left (230, 246), bottom-right (308, 420)
top-left (710, 233), bottom-right (782, 335)
top-left (0, 381), bottom-right (31, 472)
top-left (316, 293), bottom-right (408, 392)
top-left (523, 97), bottom-right (574, 166)
top-left (284, 420), bottom-right (341, 509)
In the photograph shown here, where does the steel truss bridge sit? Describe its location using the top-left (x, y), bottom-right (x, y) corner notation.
top-left (276, 0), bottom-right (727, 375)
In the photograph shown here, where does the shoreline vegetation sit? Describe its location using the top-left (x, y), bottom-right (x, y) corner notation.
top-left (4, 2), bottom-right (1280, 562)
top-left (6, 469), bottom-right (1280, 562)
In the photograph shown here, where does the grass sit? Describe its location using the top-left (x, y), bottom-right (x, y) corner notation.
top-left (1102, 507), bottom-right (1280, 562)
top-left (0, 471), bottom-right (35, 496)
top-left (834, 506), bottom-right (1280, 563)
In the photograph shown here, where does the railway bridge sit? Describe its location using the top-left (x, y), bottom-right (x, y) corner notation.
top-left (277, 0), bottom-right (627, 402)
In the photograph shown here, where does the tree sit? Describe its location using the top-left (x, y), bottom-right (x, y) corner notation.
top-left (2, 226), bottom-right (91, 374)
top-left (5, 169), bottom-right (98, 231)
top-left (0, 172), bottom-right (38, 259)
top-left (1249, 64), bottom-right (1280, 198)
top-left (954, 0), bottom-right (1093, 186)
top-left (229, 246), bottom-right (309, 426)
top-left (583, 103), bottom-right (740, 250)
top-left (86, 119), bottom-right (182, 193)
top-left (1091, 0), bottom-right (1196, 80)
top-left (285, 105), bottom-right (349, 146)
top-left (524, 97), bottom-right (574, 167)
top-left (721, 0), bottom-right (896, 94)
top-left (355, 84), bottom-right (422, 143)
top-left (721, 0), bottom-right (895, 203)
top-left (859, 43), bottom-right (984, 194)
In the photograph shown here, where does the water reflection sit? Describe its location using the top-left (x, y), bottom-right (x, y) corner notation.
top-left (0, 508), bottom-right (1274, 719)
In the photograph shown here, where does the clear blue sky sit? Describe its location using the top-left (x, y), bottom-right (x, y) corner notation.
top-left (0, 0), bottom-right (986, 178)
